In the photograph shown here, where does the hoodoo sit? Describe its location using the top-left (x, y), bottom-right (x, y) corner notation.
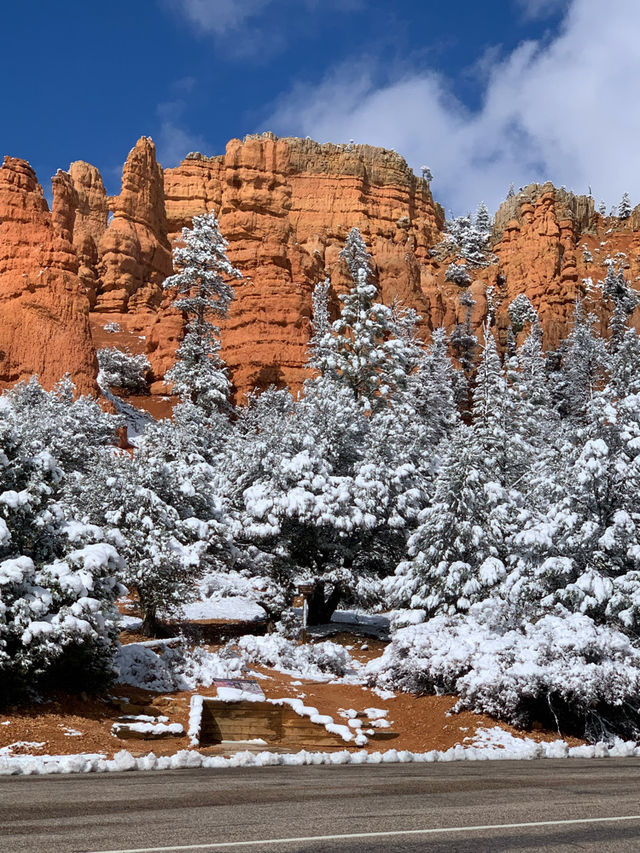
top-left (1, 135), bottom-right (639, 400)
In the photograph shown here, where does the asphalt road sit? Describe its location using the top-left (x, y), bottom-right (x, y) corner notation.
top-left (2, 759), bottom-right (640, 853)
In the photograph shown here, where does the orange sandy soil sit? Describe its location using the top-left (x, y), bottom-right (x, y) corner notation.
top-left (0, 629), bottom-right (585, 761)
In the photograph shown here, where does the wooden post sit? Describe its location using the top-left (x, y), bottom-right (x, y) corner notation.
top-left (296, 582), bottom-right (314, 644)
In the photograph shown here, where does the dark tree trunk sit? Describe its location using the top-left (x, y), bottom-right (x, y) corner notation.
top-left (307, 581), bottom-right (343, 626)
top-left (141, 603), bottom-right (158, 637)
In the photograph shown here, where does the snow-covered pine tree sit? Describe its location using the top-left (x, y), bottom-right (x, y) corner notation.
top-left (508, 380), bottom-right (640, 637)
top-left (74, 453), bottom-right (194, 637)
top-left (601, 260), bottom-right (639, 351)
top-left (227, 378), bottom-right (370, 624)
top-left (474, 201), bottom-right (492, 234)
top-left (311, 229), bottom-right (419, 413)
top-left (550, 302), bottom-right (608, 421)
top-left (387, 330), bottom-right (521, 617)
top-left (407, 327), bottom-right (459, 452)
top-left (385, 423), bottom-right (512, 616)
top-left (163, 211), bottom-right (242, 413)
top-left (445, 262), bottom-right (472, 286)
top-left (339, 227), bottom-right (375, 282)
top-left (441, 215), bottom-right (491, 267)
top-left (618, 192), bottom-right (632, 219)
top-left (610, 327), bottom-right (640, 397)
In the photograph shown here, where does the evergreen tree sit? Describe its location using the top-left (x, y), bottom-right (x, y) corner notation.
top-left (311, 229), bottom-right (419, 413)
top-left (450, 289), bottom-right (478, 379)
top-left (407, 327), bottom-right (459, 451)
top-left (442, 214), bottom-right (492, 267)
top-left (508, 293), bottom-right (538, 334)
top-left (339, 226), bottom-right (374, 282)
top-left (601, 261), bottom-right (638, 351)
top-left (619, 192), bottom-right (632, 220)
top-left (164, 212), bottom-right (242, 413)
top-left (474, 201), bottom-right (492, 234)
top-left (550, 303), bottom-right (608, 421)
top-left (386, 424), bottom-right (513, 615)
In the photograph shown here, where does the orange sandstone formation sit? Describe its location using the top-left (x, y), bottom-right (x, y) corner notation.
top-left (1, 134), bottom-right (640, 405)
top-left (163, 134), bottom-right (444, 396)
top-left (0, 156), bottom-right (97, 395)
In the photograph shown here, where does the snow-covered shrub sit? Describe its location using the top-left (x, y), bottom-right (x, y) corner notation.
top-left (0, 382), bottom-right (124, 700)
top-left (368, 601), bottom-right (640, 742)
top-left (67, 411), bottom-right (234, 637)
top-left (103, 322), bottom-right (121, 333)
top-left (115, 638), bottom-right (242, 692)
top-left (4, 376), bottom-right (121, 473)
top-left (508, 294), bottom-right (538, 333)
top-left (97, 347), bottom-right (150, 393)
top-left (1, 543), bottom-right (123, 698)
top-left (233, 634), bottom-right (362, 681)
top-left (445, 263), bottom-right (471, 286)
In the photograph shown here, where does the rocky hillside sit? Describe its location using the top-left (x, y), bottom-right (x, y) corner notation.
top-left (1, 133), bottom-right (639, 402)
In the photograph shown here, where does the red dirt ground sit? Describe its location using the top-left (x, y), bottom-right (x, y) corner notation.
top-left (0, 626), bottom-right (584, 760)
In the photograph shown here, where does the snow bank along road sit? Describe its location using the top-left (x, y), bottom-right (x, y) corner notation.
top-left (2, 760), bottom-right (640, 853)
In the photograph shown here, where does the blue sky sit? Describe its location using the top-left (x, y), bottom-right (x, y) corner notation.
top-left (2, 0), bottom-right (638, 212)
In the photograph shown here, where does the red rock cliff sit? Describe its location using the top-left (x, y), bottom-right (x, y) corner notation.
top-left (0, 157), bottom-right (97, 395)
top-left (162, 134), bottom-right (444, 396)
top-left (2, 134), bottom-right (639, 404)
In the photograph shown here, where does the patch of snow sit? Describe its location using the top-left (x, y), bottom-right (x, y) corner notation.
top-left (370, 687), bottom-right (395, 700)
top-left (117, 614), bottom-right (143, 631)
top-left (61, 727), bottom-right (83, 737)
top-left (215, 686), bottom-right (264, 702)
top-left (188, 695), bottom-right (204, 746)
top-left (0, 741), bottom-right (46, 755)
top-left (179, 597), bottom-right (266, 622)
top-left (3, 739), bottom-right (640, 776)
top-left (269, 697), bottom-right (362, 745)
top-left (119, 714), bottom-right (169, 723)
top-left (111, 722), bottom-right (184, 737)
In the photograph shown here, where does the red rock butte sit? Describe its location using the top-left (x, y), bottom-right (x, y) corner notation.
top-left (1, 134), bottom-right (639, 404)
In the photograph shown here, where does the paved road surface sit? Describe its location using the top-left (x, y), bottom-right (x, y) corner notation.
top-left (2, 759), bottom-right (640, 852)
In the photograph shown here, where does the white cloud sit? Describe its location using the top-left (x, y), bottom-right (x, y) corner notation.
top-left (265, 0), bottom-right (640, 214)
top-left (170, 0), bottom-right (271, 35)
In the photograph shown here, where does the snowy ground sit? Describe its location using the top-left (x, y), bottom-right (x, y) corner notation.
top-left (4, 603), bottom-right (639, 777)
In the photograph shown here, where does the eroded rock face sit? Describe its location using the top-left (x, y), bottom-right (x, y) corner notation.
top-left (163, 134), bottom-right (444, 396)
top-left (96, 137), bottom-right (172, 314)
top-left (0, 157), bottom-right (97, 395)
top-left (67, 161), bottom-right (109, 308)
top-left (489, 183), bottom-right (640, 349)
top-left (2, 134), bottom-right (640, 406)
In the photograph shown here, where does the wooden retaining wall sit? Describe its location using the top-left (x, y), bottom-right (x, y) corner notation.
top-left (198, 700), bottom-right (350, 750)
